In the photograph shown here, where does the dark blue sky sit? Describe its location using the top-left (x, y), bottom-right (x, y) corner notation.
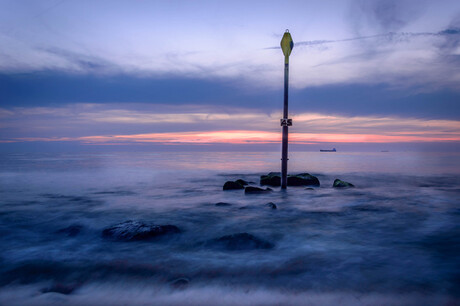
top-left (2, 72), bottom-right (459, 119)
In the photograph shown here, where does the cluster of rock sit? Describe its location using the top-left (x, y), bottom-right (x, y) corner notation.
top-left (99, 221), bottom-right (275, 252)
top-left (223, 173), bottom-right (354, 192)
top-left (260, 172), bottom-right (320, 187)
top-left (51, 221), bottom-right (277, 293)
top-left (223, 178), bottom-right (272, 194)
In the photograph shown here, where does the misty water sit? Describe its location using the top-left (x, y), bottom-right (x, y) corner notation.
top-left (0, 151), bottom-right (459, 305)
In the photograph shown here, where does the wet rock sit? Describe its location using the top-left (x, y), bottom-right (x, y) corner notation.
top-left (265, 202), bottom-right (277, 209)
top-left (210, 233), bottom-right (274, 251)
top-left (260, 172), bottom-right (320, 187)
top-left (102, 220), bottom-right (180, 241)
top-left (235, 179), bottom-right (249, 186)
top-left (223, 181), bottom-right (244, 190)
top-left (245, 186), bottom-right (273, 194)
top-left (170, 277), bottom-right (190, 289)
top-left (215, 202), bottom-right (232, 207)
top-left (333, 179), bottom-right (355, 188)
top-left (260, 172), bottom-right (281, 186)
top-left (288, 173), bottom-right (320, 187)
top-left (56, 225), bottom-right (82, 237)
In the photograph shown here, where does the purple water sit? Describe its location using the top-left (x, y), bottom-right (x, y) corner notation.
top-left (0, 151), bottom-right (459, 305)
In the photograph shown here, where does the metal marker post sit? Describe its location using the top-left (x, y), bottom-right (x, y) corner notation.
top-left (280, 30), bottom-right (294, 189)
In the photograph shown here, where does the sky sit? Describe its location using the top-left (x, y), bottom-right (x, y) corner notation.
top-left (1, 0), bottom-right (460, 152)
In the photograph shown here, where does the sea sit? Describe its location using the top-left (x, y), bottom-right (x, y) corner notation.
top-left (0, 151), bottom-right (459, 305)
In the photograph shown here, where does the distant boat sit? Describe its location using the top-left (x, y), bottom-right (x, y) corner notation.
top-left (320, 148), bottom-right (336, 152)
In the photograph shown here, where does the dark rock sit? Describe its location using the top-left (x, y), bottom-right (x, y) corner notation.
top-left (210, 233), bottom-right (274, 250)
top-left (288, 173), bottom-right (320, 186)
top-left (223, 181), bottom-right (244, 190)
top-left (305, 187), bottom-right (315, 190)
top-left (41, 283), bottom-right (77, 295)
top-left (260, 173), bottom-right (281, 186)
top-left (265, 202), bottom-right (277, 209)
top-left (170, 277), bottom-right (190, 289)
top-left (245, 186), bottom-right (273, 194)
top-left (333, 179), bottom-right (355, 188)
top-left (56, 225), bottom-right (82, 237)
top-left (261, 172), bottom-right (320, 187)
top-left (215, 202), bottom-right (232, 207)
top-left (235, 179), bottom-right (249, 186)
top-left (102, 220), bottom-right (180, 241)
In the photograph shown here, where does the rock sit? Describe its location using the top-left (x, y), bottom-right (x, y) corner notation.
top-left (102, 220), bottom-right (180, 241)
top-left (260, 172), bottom-right (320, 187)
top-left (170, 277), bottom-right (190, 289)
top-left (333, 179), bottom-right (355, 188)
top-left (235, 179), bottom-right (249, 186)
top-left (265, 202), bottom-right (277, 209)
top-left (288, 173), bottom-right (320, 187)
top-left (215, 202), bottom-right (232, 206)
top-left (260, 173), bottom-right (281, 186)
top-left (56, 225), bottom-right (82, 237)
top-left (223, 181), bottom-right (244, 190)
top-left (305, 187), bottom-right (315, 190)
top-left (210, 233), bottom-right (274, 250)
top-left (244, 186), bottom-right (273, 194)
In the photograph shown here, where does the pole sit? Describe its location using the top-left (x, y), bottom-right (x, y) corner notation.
top-left (280, 30), bottom-right (293, 190)
top-left (281, 55), bottom-right (289, 189)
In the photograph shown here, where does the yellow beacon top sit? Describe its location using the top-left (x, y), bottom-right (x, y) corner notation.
top-left (280, 30), bottom-right (294, 62)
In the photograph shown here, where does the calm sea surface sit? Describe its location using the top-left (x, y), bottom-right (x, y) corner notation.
top-left (0, 151), bottom-right (459, 305)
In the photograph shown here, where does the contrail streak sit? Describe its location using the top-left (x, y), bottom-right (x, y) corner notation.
top-left (265, 28), bottom-right (459, 49)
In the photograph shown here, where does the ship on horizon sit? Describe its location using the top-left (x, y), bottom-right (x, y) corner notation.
top-left (320, 148), bottom-right (336, 152)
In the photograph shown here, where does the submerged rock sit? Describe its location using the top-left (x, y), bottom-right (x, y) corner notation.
top-left (56, 225), bottom-right (82, 237)
top-left (265, 202), bottom-right (277, 209)
top-left (170, 277), bottom-right (190, 289)
top-left (210, 233), bottom-right (274, 251)
top-left (260, 172), bottom-right (320, 187)
top-left (235, 179), bottom-right (249, 186)
top-left (333, 179), bottom-right (355, 188)
top-left (288, 173), bottom-right (320, 186)
top-left (223, 181), bottom-right (244, 190)
top-left (260, 172), bottom-right (281, 186)
top-left (215, 202), bottom-right (232, 207)
top-left (102, 220), bottom-right (180, 241)
top-left (245, 186), bottom-right (273, 194)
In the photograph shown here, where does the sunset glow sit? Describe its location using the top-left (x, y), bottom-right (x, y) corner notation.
top-left (10, 129), bottom-right (459, 145)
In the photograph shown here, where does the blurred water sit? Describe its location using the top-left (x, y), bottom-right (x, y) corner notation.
top-left (0, 151), bottom-right (459, 305)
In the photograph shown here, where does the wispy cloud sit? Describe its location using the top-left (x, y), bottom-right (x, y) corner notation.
top-left (0, 1), bottom-right (459, 91)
